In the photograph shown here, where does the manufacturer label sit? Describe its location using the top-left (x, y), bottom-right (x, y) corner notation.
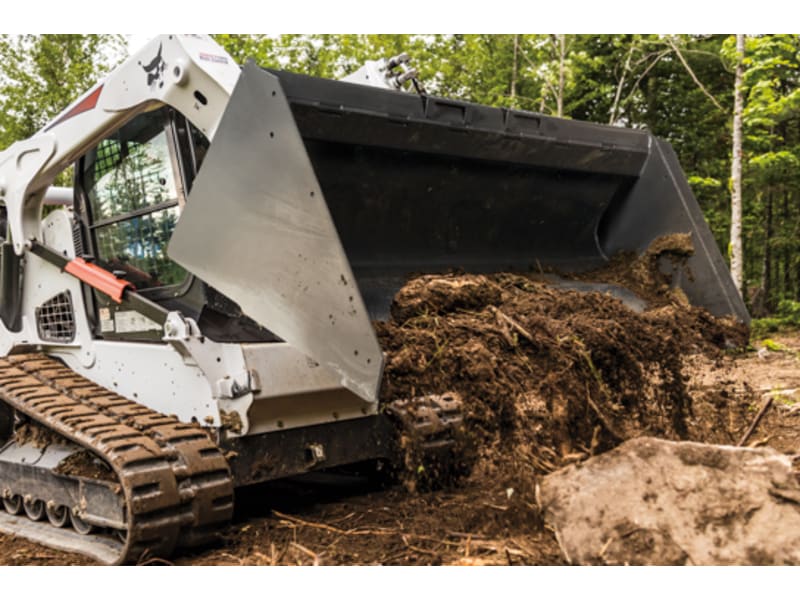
top-left (114, 310), bottom-right (162, 334)
top-left (199, 52), bottom-right (229, 64)
top-left (99, 307), bottom-right (114, 332)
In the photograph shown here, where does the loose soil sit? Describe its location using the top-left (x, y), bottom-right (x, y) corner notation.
top-left (1, 238), bottom-right (798, 566)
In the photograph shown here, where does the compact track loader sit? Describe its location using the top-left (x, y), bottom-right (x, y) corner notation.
top-left (0, 35), bottom-right (747, 564)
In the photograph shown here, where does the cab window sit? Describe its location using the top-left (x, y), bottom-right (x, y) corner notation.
top-left (81, 108), bottom-right (187, 290)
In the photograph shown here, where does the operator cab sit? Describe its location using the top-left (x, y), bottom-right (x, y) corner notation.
top-left (73, 106), bottom-right (277, 343)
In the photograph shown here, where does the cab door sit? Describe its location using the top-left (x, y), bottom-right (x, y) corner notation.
top-left (77, 107), bottom-right (193, 340)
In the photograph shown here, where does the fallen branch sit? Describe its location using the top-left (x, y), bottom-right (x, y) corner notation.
top-left (274, 510), bottom-right (396, 537)
top-left (585, 385), bottom-right (624, 442)
top-left (402, 535), bottom-right (441, 557)
top-left (137, 557), bottom-right (175, 566)
top-left (597, 536), bottom-right (615, 559)
top-left (589, 424), bottom-right (602, 456)
top-left (447, 531), bottom-right (489, 541)
top-left (490, 306), bottom-right (534, 344)
top-left (272, 510), bottom-right (461, 547)
top-left (532, 446), bottom-right (561, 472)
top-left (561, 451), bottom-right (588, 465)
top-left (509, 537), bottom-right (540, 559)
top-left (493, 319), bottom-right (516, 348)
top-left (737, 396), bottom-right (774, 447)
top-left (290, 542), bottom-right (321, 566)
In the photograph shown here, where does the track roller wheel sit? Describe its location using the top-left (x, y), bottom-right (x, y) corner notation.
top-left (23, 497), bottom-right (45, 521)
top-left (2, 494), bottom-right (23, 515)
top-left (46, 503), bottom-right (69, 528)
top-left (70, 511), bottom-right (95, 535)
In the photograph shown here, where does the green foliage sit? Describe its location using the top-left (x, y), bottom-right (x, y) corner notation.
top-left (751, 300), bottom-right (800, 338)
top-left (0, 35), bottom-right (125, 150)
top-left (214, 34), bottom-right (428, 81)
top-left (211, 34), bottom-right (276, 67)
top-left (732, 35), bottom-right (800, 313)
top-left (761, 338), bottom-right (787, 351)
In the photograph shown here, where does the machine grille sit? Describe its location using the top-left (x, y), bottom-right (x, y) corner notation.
top-left (72, 221), bottom-right (84, 257)
top-left (36, 291), bottom-right (76, 343)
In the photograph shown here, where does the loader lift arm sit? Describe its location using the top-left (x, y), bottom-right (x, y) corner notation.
top-left (28, 241), bottom-right (168, 326)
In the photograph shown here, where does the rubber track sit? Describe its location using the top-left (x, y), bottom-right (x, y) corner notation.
top-left (0, 353), bottom-right (234, 564)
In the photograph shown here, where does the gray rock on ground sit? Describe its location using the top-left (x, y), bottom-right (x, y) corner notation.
top-left (537, 437), bottom-right (800, 565)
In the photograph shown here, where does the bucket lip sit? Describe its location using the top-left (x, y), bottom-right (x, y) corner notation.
top-left (263, 67), bottom-right (651, 179)
top-left (265, 66), bottom-right (652, 150)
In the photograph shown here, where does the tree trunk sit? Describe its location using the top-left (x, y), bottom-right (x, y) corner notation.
top-left (730, 34), bottom-right (745, 297)
top-left (510, 34), bottom-right (519, 105)
top-left (557, 34), bottom-right (566, 118)
top-left (783, 191), bottom-right (790, 300)
top-left (751, 195), bottom-right (773, 319)
top-left (609, 39), bottom-right (636, 125)
top-left (763, 192), bottom-right (773, 314)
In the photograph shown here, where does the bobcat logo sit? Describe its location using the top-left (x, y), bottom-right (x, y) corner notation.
top-left (140, 43), bottom-right (166, 88)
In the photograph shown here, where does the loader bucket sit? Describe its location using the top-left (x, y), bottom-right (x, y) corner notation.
top-left (169, 62), bottom-right (747, 403)
top-left (267, 67), bottom-right (747, 325)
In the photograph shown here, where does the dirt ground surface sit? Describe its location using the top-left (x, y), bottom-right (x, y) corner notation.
top-left (1, 239), bottom-right (798, 566)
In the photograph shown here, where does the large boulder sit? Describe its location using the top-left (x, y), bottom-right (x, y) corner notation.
top-left (537, 437), bottom-right (800, 565)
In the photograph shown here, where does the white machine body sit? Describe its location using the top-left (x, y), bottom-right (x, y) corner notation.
top-left (0, 35), bottom-right (401, 439)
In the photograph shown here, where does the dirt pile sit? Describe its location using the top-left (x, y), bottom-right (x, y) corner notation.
top-left (376, 238), bottom-right (749, 515)
top-left (573, 232), bottom-right (696, 308)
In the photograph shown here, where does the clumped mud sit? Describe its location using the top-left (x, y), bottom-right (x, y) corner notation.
top-left (220, 410), bottom-right (244, 434)
top-left (13, 421), bottom-right (63, 449)
top-left (575, 232), bottom-right (696, 307)
top-left (13, 419), bottom-right (117, 482)
top-left (376, 236), bottom-right (749, 521)
top-left (54, 450), bottom-right (117, 483)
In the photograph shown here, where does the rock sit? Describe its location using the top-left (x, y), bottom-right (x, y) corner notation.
top-left (537, 437), bottom-right (800, 565)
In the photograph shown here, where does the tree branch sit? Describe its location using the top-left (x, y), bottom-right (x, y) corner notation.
top-left (665, 36), bottom-right (724, 111)
top-left (620, 49), bottom-right (672, 115)
top-left (609, 41), bottom-right (638, 124)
